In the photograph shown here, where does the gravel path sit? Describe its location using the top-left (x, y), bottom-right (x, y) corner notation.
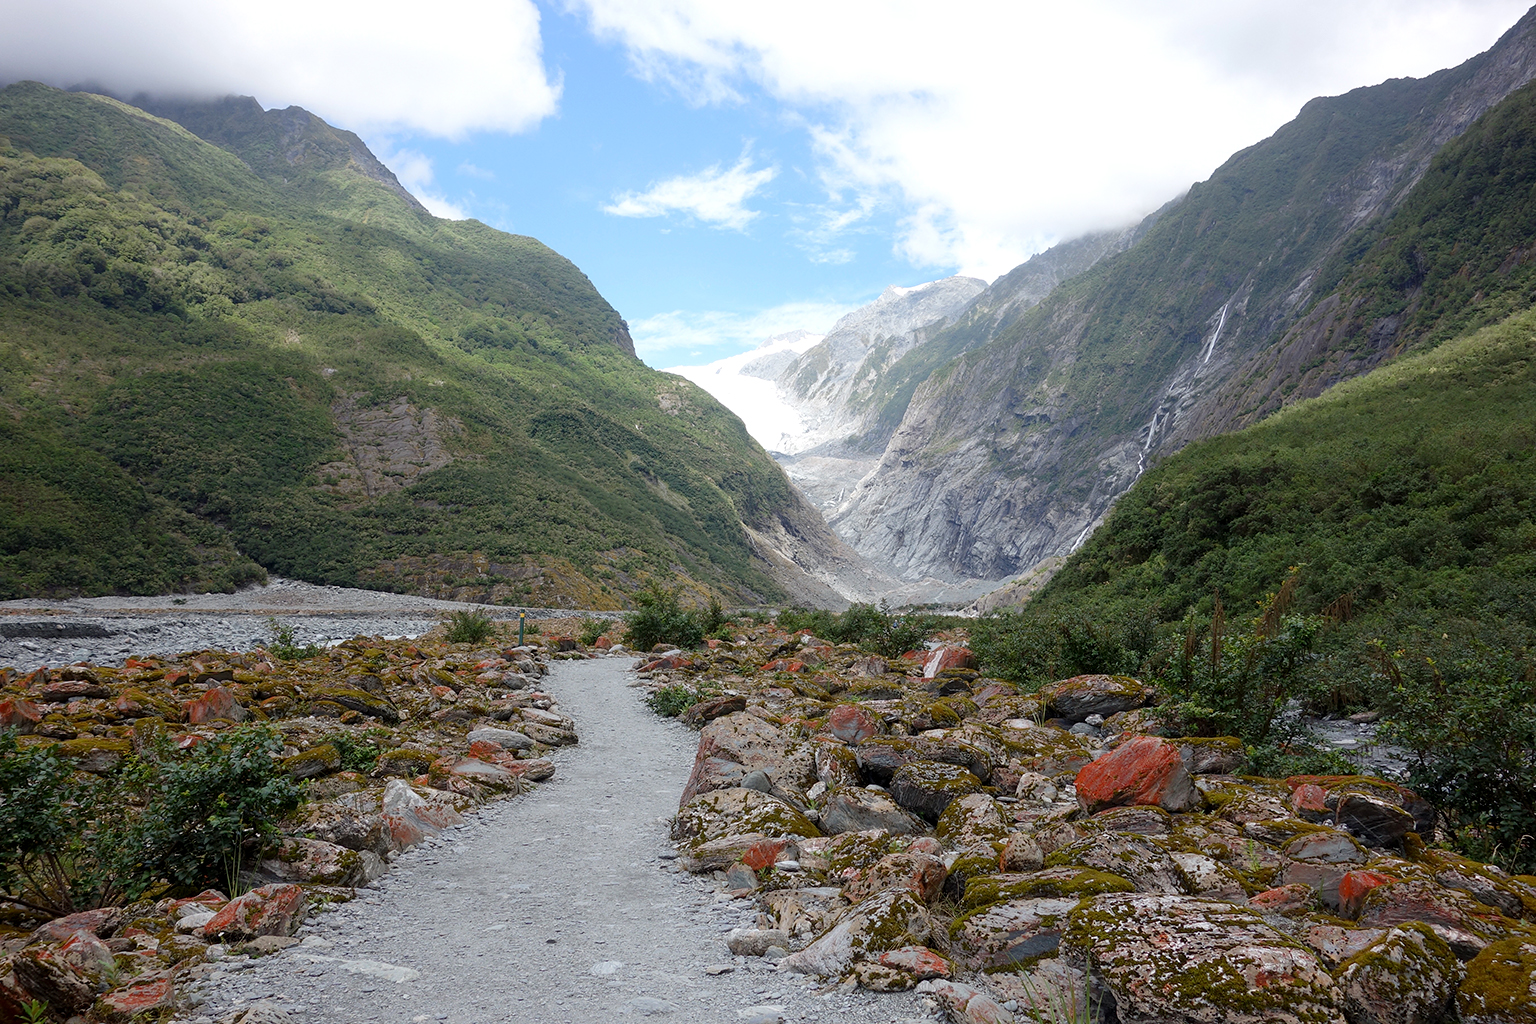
top-left (181, 658), bottom-right (934, 1024)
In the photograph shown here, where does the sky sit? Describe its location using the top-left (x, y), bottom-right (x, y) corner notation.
top-left (3, 1), bottom-right (1531, 367)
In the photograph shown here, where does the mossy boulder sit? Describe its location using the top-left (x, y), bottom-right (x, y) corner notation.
top-left (889, 761), bottom-right (981, 823)
top-left (950, 896), bottom-right (1081, 970)
top-left (1036, 674), bottom-right (1156, 723)
top-left (672, 787), bottom-right (822, 847)
top-left (821, 786), bottom-right (927, 836)
top-left (53, 737), bottom-right (131, 773)
top-left (281, 743), bottom-right (341, 780)
top-left (1336, 922), bottom-right (1462, 1024)
top-left (854, 735), bottom-right (993, 786)
top-left (936, 793), bottom-right (1009, 849)
top-left (1046, 833), bottom-right (1186, 895)
top-left (780, 886), bottom-right (933, 977)
top-left (962, 866), bottom-right (1135, 912)
top-left (309, 687), bottom-right (399, 724)
top-left (370, 747), bottom-right (435, 778)
top-left (1460, 937), bottom-right (1536, 1023)
top-left (1063, 893), bottom-right (1347, 1024)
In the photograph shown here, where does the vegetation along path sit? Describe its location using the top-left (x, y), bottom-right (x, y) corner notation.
top-left (182, 657), bottom-right (930, 1024)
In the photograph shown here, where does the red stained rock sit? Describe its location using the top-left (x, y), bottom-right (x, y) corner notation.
top-left (1291, 782), bottom-right (1330, 818)
top-left (741, 838), bottom-right (789, 872)
top-left (1249, 883), bottom-right (1321, 917)
top-left (922, 647), bottom-right (977, 679)
top-left (202, 883), bottom-right (308, 941)
top-left (97, 976), bottom-right (175, 1021)
top-left (185, 685), bottom-right (246, 724)
top-left (1074, 736), bottom-right (1199, 814)
top-left (878, 946), bottom-right (951, 979)
top-left (846, 852), bottom-right (947, 904)
top-left (35, 680), bottom-right (111, 702)
top-left (762, 659), bottom-right (807, 673)
top-left (1358, 878), bottom-right (1511, 957)
top-left (1339, 870), bottom-right (1398, 920)
top-left (29, 906), bottom-right (123, 942)
top-left (467, 739), bottom-right (505, 761)
top-left (827, 704), bottom-right (880, 745)
top-left (0, 699), bottom-right (41, 733)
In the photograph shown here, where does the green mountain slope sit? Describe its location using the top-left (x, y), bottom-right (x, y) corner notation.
top-left (1038, 306), bottom-right (1536, 628)
top-left (0, 83), bottom-right (844, 605)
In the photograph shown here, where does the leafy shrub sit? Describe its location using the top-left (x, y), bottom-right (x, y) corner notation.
top-left (776, 603), bottom-right (939, 659)
top-left (972, 609), bottom-right (1156, 689)
top-left (330, 731), bottom-right (386, 774)
top-left (624, 584), bottom-right (704, 651)
top-left (122, 725), bottom-right (302, 892)
top-left (266, 617), bottom-right (320, 661)
top-left (578, 617), bottom-right (607, 646)
top-left (0, 724), bottom-right (300, 914)
top-left (1378, 636), bottom-right (1536, 874)
top-left (646, 685), bottom-right (710, 718)
top-left (444, 609), bottom-right (495, 644)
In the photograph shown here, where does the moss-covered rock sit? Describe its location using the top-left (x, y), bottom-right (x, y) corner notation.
top-left (672, 787), bottom-right (822, 847)
top-left (1063, 893), bottom-right (1347, 1024)
top-left (308, 687), bottom-right (399, 724)
top-left (281, 743), bottom-right (341, 780)
top-left (1336, 922), bottom-right (1462, 1024)
top-left (780, 887), bottom-right (933, 977)
top-left (936, 793), bottom-right (1009, 849)
top-left (889, 761), bottom-right (981, 823)
top-left (1045, 832), bottom-right (1186, 895)
top-left (950, 895), bottom-right (1081, 970)
top-left (53, 737), bottom-right (131, 773)
top-left (962, 867), bottom-right (1135, 912)
top-left (1459, 937), bottom-right (1536, 1023)
top-left (820, 786), bottom-right (927, 836)
top-left (370, 747), bottom-right (435, 778)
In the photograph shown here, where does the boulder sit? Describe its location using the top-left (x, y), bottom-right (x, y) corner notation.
top-left (845, 852), bottom-right (947, 904)
top-left (889, 761), bottom-right (982, 823)
top-left (1000, 834), bottom-right (1045, 873)
top-left (827, 704), bottom-right (881, 745)
top-left (1336, 793), bottom-right (1417, 848)
top-left (380, 777), bottom-right (465, 850)
top-left (308, 686), bottom-right (399, 723)
top-left (186, 685), bottom-right (247, 724)
top-left (684, 834), bottom-right (775, 873)
top-left (54, 737), bottom-right (131, 774)
top-left (915, 980), bottom-right (1016, 1024)
top-left (0, 698), bottom-right (41, 733)
top-left (780, 887), bottom-right (932, 977)
top-left (1358, 879), bottom-right (1514, 958)
top-left (678, 694), bottom-right (747, 727)
top-left (726, 928), bottom-right (789, 956)
top-left (97, 977), bottom-right (176, 1022)
top-left (281, 743), bottom-right (341, 780)
top-left (673, 787), bottom-right (822, 846)
top-left (465, 727), bottom-right (534, 751)
top-left (202, 884), bottom-right (308, 941)
top-left (820, 787), bottom-right (927, 836)
top-left (922, 648), bottom-right (977, 678)
top-left (1074, 736), bottom-right (1198, 814)
top-left (1336, 923), bottom-right (1463, 1024)
top-left (257, 837), bottom-right (382, 887)
top-left (1170, 851), bottom-right (1247, 902)
top-left (936, 793), bottom-right (1010, 849)
top-left (951, 897), bottom-right (1080, 969)
top-left (1047, 833), bottom-right (1186, 895)
top-left (877, 945), bottom-right (952, 979)
top-left (681, 712), bottom-right (813, 804)
top-left (1459, 938), bottom-right (1536, 1024)
top-left (1250, 884), bottom-right (1323, 918)
top-left (1339, 870), bottom-right (1398, 920)
top-left (1173, 736), bottom-right (1248, 774)
top-left (1063, 893), bottom-right (1347, 1024)
top-left (855, 735), bottom-right (993, 785)
top-left (30, 907), bottom-right (122, 942)
top-left (8, 947), bottom-right (95, 1014)
top-left (1037, 674), bottom-right (1155, 722)
top-left (962, 867), bottom-right (1135, 912)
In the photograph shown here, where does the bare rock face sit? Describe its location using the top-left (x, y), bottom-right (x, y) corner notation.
top-left (316, 393), bottom-right (459, 500)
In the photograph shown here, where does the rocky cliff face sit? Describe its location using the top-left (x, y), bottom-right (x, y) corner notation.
top-left (832, 6), bottom-right (1536, 583)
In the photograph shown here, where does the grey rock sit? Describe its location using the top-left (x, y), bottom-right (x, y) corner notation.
top-left (466, 727), bottom-right (534, 751)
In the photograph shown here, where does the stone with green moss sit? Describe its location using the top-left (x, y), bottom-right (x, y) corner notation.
top-left (962, 867), bottom-right (1135, 912)
top-left (780, 887), bottom-right (933, 977)
top-left (282, 743), bottom-right (341, 780)
top-left (936, 793), bottom-right (1009, 849)
top-left (1460, 937), bottom-right (1536, 1023)
top-left (1336, 922), bottom-right (1461, 1024)
top-left (889, 761), bottom-right (981, 823)
top-left (370, 747), bottom-right (435, 778)
top-left (1045, 832), bottom-right (1186, 895)
top-left (672, 787), bottom-right (822, 847)
top-left (1063, 892), bottom-right (1347, 1023)
top-left (309, 687), bottom-right (399, 723)
top-left (54, 737), bottom-right (131, 773)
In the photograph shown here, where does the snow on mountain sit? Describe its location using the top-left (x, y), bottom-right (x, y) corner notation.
top-left (664, 329), bottom-right (824, 453)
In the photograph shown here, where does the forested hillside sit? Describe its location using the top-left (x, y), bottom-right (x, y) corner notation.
top-left (0, 83), bottom-right (854, 606)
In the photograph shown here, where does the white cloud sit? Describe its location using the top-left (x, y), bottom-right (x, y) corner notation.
top-left (630, 300), bottom-right (856, 363)
top-left (1, 0), bottom-right (560, 139)
top-left (604, 154), bottom-right (777, 230)
top-left (376, 147), bottom-right (469, 220)
top-left (573, 0), bottom-right (1531, 278)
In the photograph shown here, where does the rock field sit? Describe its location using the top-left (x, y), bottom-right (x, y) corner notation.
top-left (3, 602), bottom-right (1536, 1024)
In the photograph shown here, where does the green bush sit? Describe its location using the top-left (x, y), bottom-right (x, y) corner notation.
top-left (266, 617), bottom-right (320, 661)
top-left (578, 617), bottom-right (607, 646)
top-left (0, 724), bottom-right (300, 914)
top-left (776, 603), bottom-right (939, 660)
top-left (1378, 636), bottom-right (1536, 874)
top-left (624, 584), bottom-right (704, 651)
top-left (330, 731), bottom-right (386, 774)
top-left (444, 609), bottom-right (495, 644)
top-left (646, 685), bottom-right (710, 718)
top-left (971, 609), bottom-right (1156, 689)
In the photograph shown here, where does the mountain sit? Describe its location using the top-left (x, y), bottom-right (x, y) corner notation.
top-left (0, 83), bottom-right (867, 607)
top-left (827, 6), bottom-right (1536, 584)
top-left (663, 330), bottom-right (824, 456)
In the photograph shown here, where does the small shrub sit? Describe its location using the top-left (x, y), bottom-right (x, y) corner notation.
top-left (266, 617), bottom-right (320, 661)
top-left (778, 603), bottom-right (940, 660)
top-left (624, 584), bottom-right (704, 651)
top-left (330, 731), bottom-right (385, 774)
top-left (646, 685), bottom-right (712, 717)
top-left (578, 617), bottom-right (606, 646)
top-left (445, 609), bottom-right (495, 644)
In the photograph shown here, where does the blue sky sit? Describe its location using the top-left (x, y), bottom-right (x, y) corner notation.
top-left (6, 0), bottom-right (1532, 366)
